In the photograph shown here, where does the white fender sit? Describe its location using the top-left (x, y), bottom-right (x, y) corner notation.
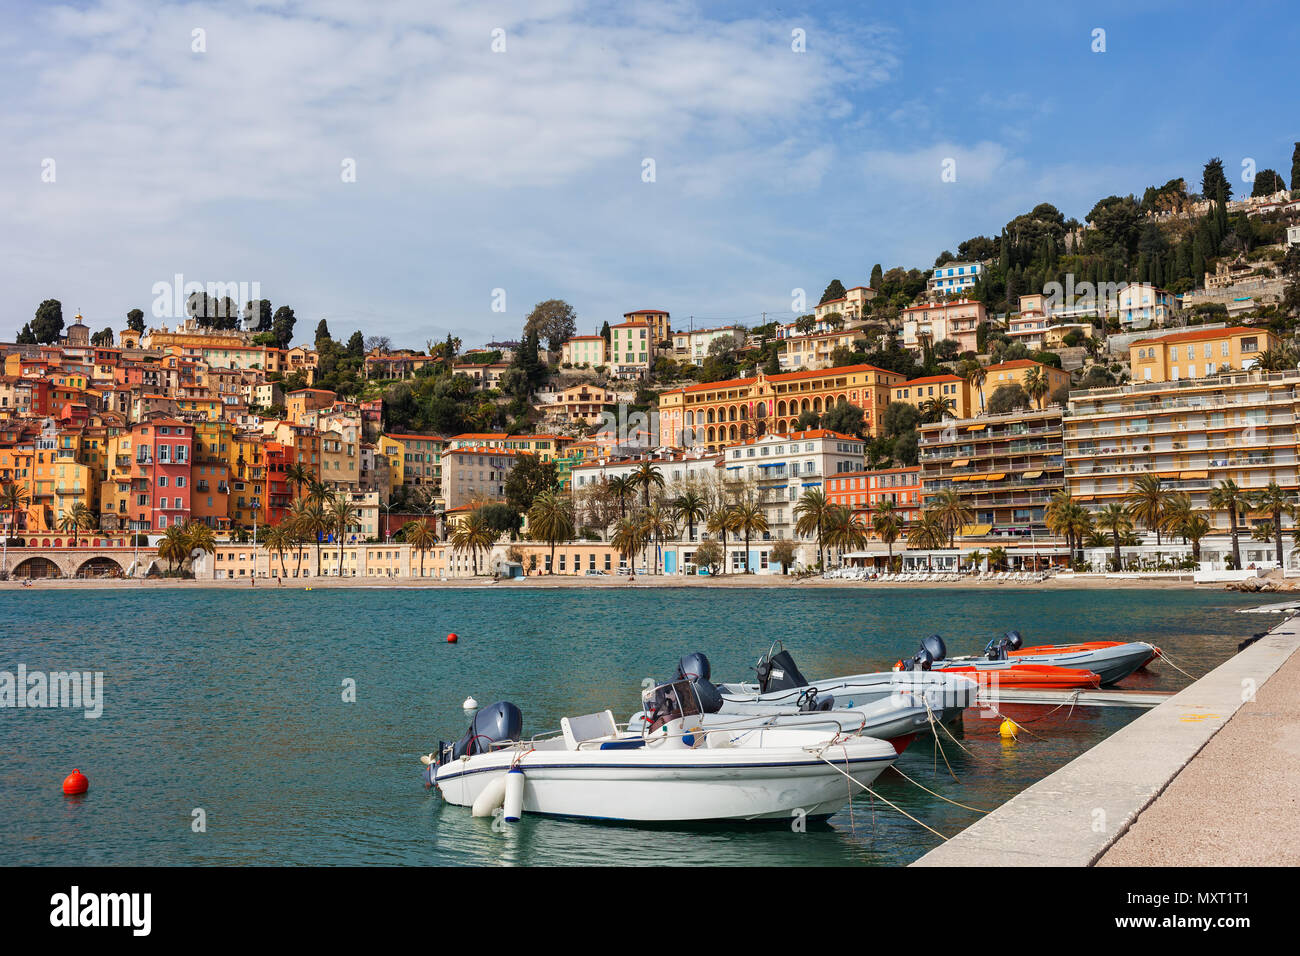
top-left (471, 774), bottom-right (507, 817)
top-left (503, 768), bottom-right (525, 822)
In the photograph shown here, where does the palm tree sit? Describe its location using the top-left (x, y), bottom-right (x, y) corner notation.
top-left (285, 463), bottom-right (313, 499)
top-left (403, 517), bottom-right (438, 577)
top-left (640, 503), bottom-right (677, 574)
top-left (1208, 479), bottom-right (1251, 570)
top-left (1, 482), bottom-right (30, 541)
top-left (1175, 513), bottom-right (1212, 565)
top-left (1095, 503), bottom-right (1134, 572)
top-left (1161, 492), bottom-right (1193, 543)
top-left (1024, 365), bottom-right (1050, 409)
top-left (987, 545), bottom-right (1008, 571)
top-left (872, 499), bottom-right (903, 563)
top-left (612, 515), bottom-right (648, 579)
top-left (907, 510), bottom-right (947, 569)
top-left (328, 496), bottom-right (359, 576)
top-left (263, 524), bottom-right (290, 578)
top-left (1064, 503), bottom-right (1094, 566)
top-left (793, 488), bottom-right (831, 569)
top-left (527, 491), bottom-right (575, 574)
top-left (706, 505), bottom-right (734, 575)
top-left (157, 524), bottom-right (190, 574)
top-left (183, 520), bottom-right (217, 578)
top-left (607, 475), bottom-right (635, 519)
top-left (1251, 481), bottom-right (1293, 568)
top-left (728, 502), bottom-right (769, 572)
top-left (450, 509), bottom-right (498, 575)
top-left (298, 498), bottom-right (332, 576)
top-left (823, 506), bottom-right (866, 567)
top-left (964, 363), bottom-right (987, 413)
top-left (631, 462), bottom-right (664, 509)
top-left (57, 511), bottom-right (81, 546)
top-left (671, 489), bottom-right (707, 542)
top-left (1045, 490), bottom-right (1077, 560)
top-left (1254, 345), bottom-right (1296, 372)
top-left (285, 499), bottom-right (310, 577)
top-left (919, 395), bottom-right (956, 424)
top-left (929, 488), bottom-right (974, 548)
top-left (1125, 472), bottom-right (1172, 547)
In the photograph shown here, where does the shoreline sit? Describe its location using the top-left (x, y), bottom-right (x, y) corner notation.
top-left (1, 573), bottom-right (1221, 591)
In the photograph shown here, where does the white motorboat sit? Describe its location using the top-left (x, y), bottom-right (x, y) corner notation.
top-left (626, 693), bottom-right (934, 753)
top-left (706, 646), bottom-right (978, 723)
top-left (425, 681), bottom-right (898, 823)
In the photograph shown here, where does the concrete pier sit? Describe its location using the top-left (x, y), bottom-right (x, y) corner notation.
top-left (913, 617), bottom-right (1300, 867)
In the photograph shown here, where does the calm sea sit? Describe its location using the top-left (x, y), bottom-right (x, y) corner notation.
top-left (0, 585), bottom-right (1265, 866)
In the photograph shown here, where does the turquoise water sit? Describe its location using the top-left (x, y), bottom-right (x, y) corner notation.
top-left (0, 586), bottom-right (1265, 866)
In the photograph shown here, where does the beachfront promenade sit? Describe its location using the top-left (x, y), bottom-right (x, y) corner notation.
top-left (914, 613), bottom-right (1300, 867)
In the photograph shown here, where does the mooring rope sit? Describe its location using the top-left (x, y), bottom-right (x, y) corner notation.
top-left (813, 752), bottom-right (950, 840)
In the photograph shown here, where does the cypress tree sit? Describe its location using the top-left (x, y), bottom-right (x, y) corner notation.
top-left (1292, 142), bottom-right (1300, 192)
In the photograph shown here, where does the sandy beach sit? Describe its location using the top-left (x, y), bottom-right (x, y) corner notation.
top-left (1, 572), bottom-right (1215, 591)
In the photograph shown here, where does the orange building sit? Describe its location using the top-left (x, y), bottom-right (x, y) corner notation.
top-left (825, 467), bottom-right (922, 530)
top-left (658, 364), bottom-right (905, 452)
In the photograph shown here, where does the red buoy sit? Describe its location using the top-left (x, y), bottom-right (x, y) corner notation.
top-left (62, 769), bottom-right (89, 795)
top-left (447, 633), bottom-right (458, 644)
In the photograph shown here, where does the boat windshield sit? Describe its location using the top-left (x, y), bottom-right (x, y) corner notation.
top-left (642, 679), bottom-right (703, 734)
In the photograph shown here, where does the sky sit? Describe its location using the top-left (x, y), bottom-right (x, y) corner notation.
top-left (2, 0), bottom-right (1297, 348)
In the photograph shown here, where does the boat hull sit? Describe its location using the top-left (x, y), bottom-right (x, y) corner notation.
top-left (931, 661), bottom-right (1102, 689)
top-left (1005, 641), bottom-right (1157, 685)
top-left (626, 694), bottom-right (934, 745)
top-left (715, 671), bottom-right (977, 723)
top-left (435, 736), bottom-right (897, 823)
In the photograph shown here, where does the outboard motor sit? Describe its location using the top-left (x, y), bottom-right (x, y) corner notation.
top-left (436, 700), bottom-right (522, 767)
top-left (674, 652), bottom-right (723, 713)
top-left (985, 630), bottom-right (1024, 661)
top-left (899, 634), bottom-right (947, 671)
top-left (755, 648), bottom-right (809, 694)
top-left (676, 652), bottom-right (711, 682)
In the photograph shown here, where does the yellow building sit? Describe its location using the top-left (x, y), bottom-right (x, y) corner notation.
top-left (622, 309), bottom-right (671, 344)
top-left (1064, 368), bottom-right (1300, 529)
top-left (379, 433), bottom-right (445, 496)
top-left (1129, 326), bottom-right (1278, 384)
top-left (891, 374), bottom-right (974, 419)
top-left (977, 359), bottom-right (1071, 410)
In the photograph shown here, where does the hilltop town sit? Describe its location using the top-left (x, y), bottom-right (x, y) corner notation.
top-left (4, 154), bottom-right (1300, 582)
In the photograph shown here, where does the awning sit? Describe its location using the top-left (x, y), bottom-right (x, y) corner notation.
top-left (1179, 470), bottom-right (1209, 479)
top-left (1156, 471), bottom-right (1179, 478)
top-left (986, 473), bottom-right (1007, 481)
top-left (801, 481), bottom-right (822, 487)
top-left (726, 465), bottom-right (743, 470)
top-left (966, 424), bottom-right (986, 432)
top-left (951, 458), bottom-right (970, 467)
top-left (950, 475), bottom-right (968, 482)
top-left (768, 484), bottom-right (788, 489)
top-left (757, 462), bottom-right (782, 468)
top-left (959, 523), bottom-right (993, 536)
top-left (1022, 470), bottom-right (1043, 479)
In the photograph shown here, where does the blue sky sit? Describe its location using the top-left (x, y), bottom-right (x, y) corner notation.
top-left (2, 0), bottom-right (1296, 347)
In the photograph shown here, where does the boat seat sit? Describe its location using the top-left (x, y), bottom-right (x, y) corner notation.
top-left (561, 710), bottom-right (620, 750)
top-left (598, 739), bottom-right (646, 750)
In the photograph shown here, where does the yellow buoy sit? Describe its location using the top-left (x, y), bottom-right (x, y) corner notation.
top-left (999, 718), bottom-right (1018, 739)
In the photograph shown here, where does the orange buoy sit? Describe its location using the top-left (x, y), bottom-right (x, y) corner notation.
top-left (447, 633), bottom-right (458, 644)
top-left (62, 769), bottom-right (89, 795)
